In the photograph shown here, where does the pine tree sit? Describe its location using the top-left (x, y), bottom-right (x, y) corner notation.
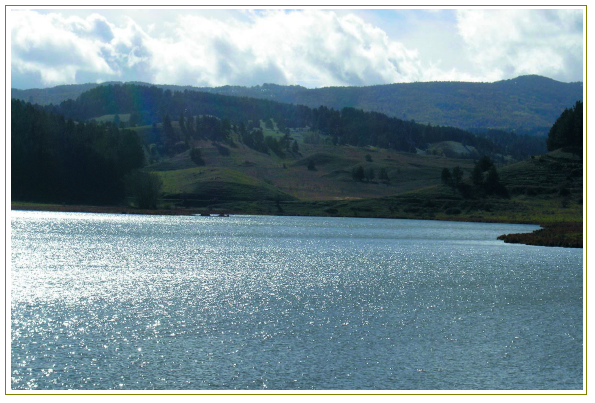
top-left (352, 165), bottom-right (365, 181)
top-left (547, 100), bottom-right (583, 152)
top-left (485, 166), bottom-right (501, 195)
top-left (441, 168), bottom-right (452, 186)
top-left (471, 164), bottom-right (484, 186)
top-left (452, 166), bottom-right (464, 187)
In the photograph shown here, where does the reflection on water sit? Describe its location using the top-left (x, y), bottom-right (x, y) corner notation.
top-left (11, 211), bottom-right (583, 390)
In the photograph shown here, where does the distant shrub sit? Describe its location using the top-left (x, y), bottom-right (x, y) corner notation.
top-left (352, 165), bottom-right (365, 181)
top-left (190, 148), bottom-right (205, 166)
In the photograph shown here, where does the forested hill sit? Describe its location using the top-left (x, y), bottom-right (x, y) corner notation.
top-left (193, 75), bottom-right (583, 134)
top-left (12, 75), bottom-right (582, 135)
top-left (12, 82), bottom-right (114, 105)
top-left (35, 83), bottom-right (545, 159)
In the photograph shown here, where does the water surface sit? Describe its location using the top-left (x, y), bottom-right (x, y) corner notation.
top-left (11, 211), bottom-right (583, 390)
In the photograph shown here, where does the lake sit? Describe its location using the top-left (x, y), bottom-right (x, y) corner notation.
top-left (10, 211), bottom-right (583, 390)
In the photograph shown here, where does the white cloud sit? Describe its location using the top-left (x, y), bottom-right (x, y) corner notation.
top-left (142, 10), bottom-right (427, 87)
top-left (11, 9), bottom-right (429, 88)
top-left (456, 9), bottom-right (583, 82)
top-left (9, 8), bottom-right (584, 89)
top-left (11, 11), bottom-right (118, 85)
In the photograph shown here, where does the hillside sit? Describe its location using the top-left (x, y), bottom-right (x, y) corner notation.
top-left (24, 83), bottom-right (546, 162)
top-left (142, 132), bottom-right (476, 203)
top-left (12, 75), bottom-right (582, 134)
top-left (173, 145), bottom-right (581, 224)
top-left (12, 82), bottom-right (111, 105)
top-left (272, 75), bottom-right (583, 133)
top-left (133, 117), bottom-right (581, 227)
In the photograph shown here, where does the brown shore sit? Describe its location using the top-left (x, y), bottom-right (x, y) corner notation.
top-left (11, 202), bottom-right (582, 248)
top-left (497, 222), bottom-right (583, 248)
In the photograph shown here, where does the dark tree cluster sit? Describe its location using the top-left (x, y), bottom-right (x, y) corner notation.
top-left (196, 115), bottom-right (231, 142)
top-left (352, 166), bottom-right (365, 181)
top-left (241, 127), bottom-right (268, 154)
top-left (237, 123), bottom-right (288, 157)
top-left (471, 157), bottom-right (507, 196)
top-left (190, 148), bottom-right (205, 166)
top-left (126, 171), bottom-right (162, 209)
top-left (12, 99), bottom-right (145, 204)
top-left (441, 166), bottom-right (464, 188)
top-left (442, 156), bottom-right (507, 198)
top-left (547, 100), bottom-right (583, 153)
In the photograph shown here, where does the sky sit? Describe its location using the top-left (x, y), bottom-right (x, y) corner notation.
top-left (9, 6), bottom-right (585, 90)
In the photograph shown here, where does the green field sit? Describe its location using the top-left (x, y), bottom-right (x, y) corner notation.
top-left (140, 128), bottom-right (477, 202)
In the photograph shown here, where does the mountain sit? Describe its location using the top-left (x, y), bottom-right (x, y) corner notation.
top-left (12, 82), bottom-right (112, 105)
top-left (31, 83), bottom-right (546, 160)
top-left (195, 75), bottom-right (583, 134)
top-left (12, 75), bottom-right (582, 135)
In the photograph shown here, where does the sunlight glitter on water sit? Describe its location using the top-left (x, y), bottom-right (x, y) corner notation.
top-left (11, 211), bottom-right (582, 390)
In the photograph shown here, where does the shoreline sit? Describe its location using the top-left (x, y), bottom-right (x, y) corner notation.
top-left (497, 222), bottom-right (583, 248)
top-left (10, 202), bottom-right (582, 248)
top-left (10, 201), bottom-right (540, 223)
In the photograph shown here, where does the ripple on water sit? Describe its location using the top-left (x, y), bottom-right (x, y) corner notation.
top-left (11, 212), bottom-right (583, 390)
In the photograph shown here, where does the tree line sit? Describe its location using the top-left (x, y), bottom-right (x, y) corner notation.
top-left (547, 100), bottom-right (582, 153)
top-left (43, 84), bottom-right (538, 159)
top-left (441, 156), bottom-right (508, 198)
top-left (12, 99), bottom-right (146, 204)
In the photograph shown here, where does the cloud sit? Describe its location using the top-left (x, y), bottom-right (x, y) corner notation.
top-left (10, 8), bottom-right (584, 89)
top-left (141, 10), bottom-right (428, 87)
top-left (11, 11), bottom-right (117, 85)
top-left (456, 9), bottom-right (583, 82)
top-left (11, 9), bottom-right (429, 88)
